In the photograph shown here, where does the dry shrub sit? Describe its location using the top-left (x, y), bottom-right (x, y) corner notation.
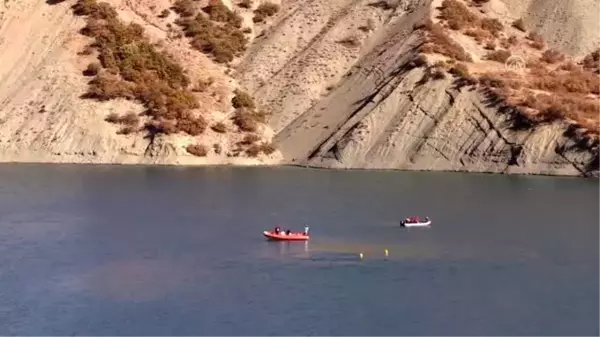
top-left (213, 143), bottom-right (222, 154)
top-left (438, 0), bottom-right (502, 35)
top-left (232, 108), bottom-right (266, 132)
top-left (186, 144), bottom-right (208, 156)
top-left (117, 126), bottom-right (137, 135)
top-left (480, 18), bottom-right (503, 36)
top-left (177, 115), bottom-right (207, 136)
top-left (530, 69), bottom-right (599, 95)
top-left (485, 49), bottom-right (511, 63)
top-left (172, 0), bottom-right (196, 17)
top-left (202, 0), bottom-right (243, 28)
top-left (465, 28), bottom-right (491, 43)
top-left (559, 61), bottom-right (579, 71)
top-left (432, 68), bottom-right (446, 79)
top-left (73, 0), bottom-right (204, 138)
top-left (259, 142), bottom-right (276, 155)
top-left (484, 41), bottom-right (496, 50)
top-left (193, 77), bottom-right (214, 92)
top-left (245, 144), bottom-right (261, 157)
top-left (478, 73), bottom-right (506, 88)
top-left (231, 89), bottom-right (255, 109)
top-left (337, 35), bottom-right (361, 47)
top-left (438, 0), bottom-right (478, 31)
top-left (582, 49), bottom-right (599, 73)
top-left (147, 119), bottom-right (178, 134)
top-left (421, 22), bottom-right (472, 62)
top-left (253, 2), bottom-right (279, 23)
top-left (527, 32), bottom-right (545, 49)
top-left (540, 49), bottom-right (565, 64)
top-left (238, 0), bottom-right (252, 9)
top-left (211, 122), bottom-right (227, 133)
top-left (471, 0), bottom-right (490, 5)
top-left (512, 18), bottom-right (526, 32)
top-left (240, 133), bottom-right (261, 144)
top-left (408, 54), bottom-right (428, 68)
top-left (158, 9), bottom-right (170, 18)
top-left (83, 62), bottom-right (101, 76)
top-left (449, 62), bottom-right (469, 77)
top-left (245, 142), bottom-right (276, 156)
top-left (175, 12), bottom-right (247, 63)
top-left (254, 2), bottom-right (279, 17)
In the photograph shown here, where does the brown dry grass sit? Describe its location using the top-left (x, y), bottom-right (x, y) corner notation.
top-left (438, 0), bottom-right (503, 37)
top-left (485, 49), bottom-right (511, 63)
top-left (73, 0), bottom-right (209, 137)
top-left (418, 20), bottom-right (473, 62)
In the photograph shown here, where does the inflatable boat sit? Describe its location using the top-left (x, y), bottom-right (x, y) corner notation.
top-left (263, 231), bottom-right (310, 241)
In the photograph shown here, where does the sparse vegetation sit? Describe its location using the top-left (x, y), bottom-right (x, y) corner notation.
top-left (72, 0), bottom-right (209, 137)
top-left (582, 49), bottom-right (599, 73)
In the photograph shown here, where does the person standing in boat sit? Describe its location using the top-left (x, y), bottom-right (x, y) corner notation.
top-left (304, 225), bottom-right (309, 235)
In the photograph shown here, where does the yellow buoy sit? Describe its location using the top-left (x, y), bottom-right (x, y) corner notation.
top-left (384, 249), bottom-right (389, 257)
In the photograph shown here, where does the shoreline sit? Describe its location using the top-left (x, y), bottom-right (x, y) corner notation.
top-left (0, 159), bottom-right (596, 179)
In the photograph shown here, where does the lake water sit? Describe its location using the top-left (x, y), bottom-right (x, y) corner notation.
top-left (0, 164), bottom-right (597, 335)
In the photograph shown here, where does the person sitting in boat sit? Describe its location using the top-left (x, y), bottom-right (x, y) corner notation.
top-left (274, 226), bottom-right (281, 234)
top-left (286, 229), bottom-right (291, 235)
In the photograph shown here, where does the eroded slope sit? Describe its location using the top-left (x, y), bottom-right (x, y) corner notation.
top-left (236, 0), bottom-right (599, 176)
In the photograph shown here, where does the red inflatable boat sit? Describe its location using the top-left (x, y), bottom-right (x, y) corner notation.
top-left (263, 231), bottom-right (310, 241)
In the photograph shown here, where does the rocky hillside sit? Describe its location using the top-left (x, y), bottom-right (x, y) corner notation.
top-left (0, 0), bottom-right (598, 177)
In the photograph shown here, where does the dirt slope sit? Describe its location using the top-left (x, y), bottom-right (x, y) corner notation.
top-left (0, 0), bottom-right (597, 176)
top-left (0, 0), bottom-right (280, 165)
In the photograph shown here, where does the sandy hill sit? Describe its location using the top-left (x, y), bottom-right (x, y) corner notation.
top-left (0, 0), bottom-right (598, 177)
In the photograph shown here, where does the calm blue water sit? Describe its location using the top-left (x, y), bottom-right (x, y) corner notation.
top-left (0, 164), bottom-right (597, 335)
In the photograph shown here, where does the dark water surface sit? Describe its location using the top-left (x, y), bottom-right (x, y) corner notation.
top-left (0, 164), bottom-right (597, 335)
